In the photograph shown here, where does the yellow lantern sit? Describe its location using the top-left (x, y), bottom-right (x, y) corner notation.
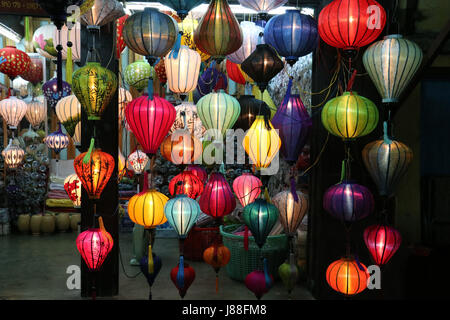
top-left (64, 173), bottom-right (82, 208)
top-left (243, 115), bottom-right (281, 170)
top-left (55, 95), bottom-right (81, 137)
top-left (118, 148), bottom-right (127, 182)
top-left (179, 17), bottom-right (210, 62)
top-left (165, 45), bottom-right (201, 95)
top-left (26, 99), bottom-right (47, 129)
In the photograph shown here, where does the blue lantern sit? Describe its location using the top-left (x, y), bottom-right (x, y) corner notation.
top-left (140, 253), bottom-right (162, 300)
top-left (158, 0), bottom-right (204, 20)
top-left (164, 194), bottom-right (201, 239)
top-left (43, 77), bottom-right (71, 108)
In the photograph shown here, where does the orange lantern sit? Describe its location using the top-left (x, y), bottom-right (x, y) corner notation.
top-left (160, 130), bottom-right (202, 165)
top-left (326, 257), bottom-right (369, 296)
top-left (203, 243), bottom-right (231, 292)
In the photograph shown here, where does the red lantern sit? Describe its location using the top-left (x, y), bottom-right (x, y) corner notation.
top-left (199, 172), bottom-right (236, 218)
top-left (160, 131), bottom-right (203, 165)
top-left (0, 46), bottom-right (31, 80)
top-left (116, 15), bottom-right (129, 59)
top-left (169, 171), bottom-right (204, 199)
top-left (154, 58), bottom-right (167, 84)
top-left (232, 173), bottom-right (262, 207)
top-left (20, 56), bottom-right (43, 86)
top-left (76, 228), bottom-right (113, 271)
top-left (185, 165), bottom-right (208, 184)
top-left (364, 224), bottom-right (401, 266)
top-left (226, 59), bottom-right (246, 85)
top-left (318, 0), bottom-right (386, 52)
top-left (125, 94), bottom-right (176, 156)
top-left (326, 257), bottom-right (369, 296)
top-left (170, 261), bottom-right (196, 298)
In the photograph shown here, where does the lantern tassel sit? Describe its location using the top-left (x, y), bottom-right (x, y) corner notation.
top-left (188, 92), bottom-right (194, 103)
top-left (83, 138), bottom-right (95, 164)
top-left (177, 255), bottom-right (185, 290)
top-left (263, 258), bottom-right (273, 289)
top-left (170, 32), bottom-right (182, 59)
top-left (66, 29), bottom-right (73, 85)
top-left (383, 121), bottom-right (392, 144)
top-left (147, 78), bottom-right (154, 101)
top-left (148, 245), bottom-right (154, 274)
top-left (244, 225), bottom-right (249, 251)
top-left (290, 177), bottom-right (299, 202)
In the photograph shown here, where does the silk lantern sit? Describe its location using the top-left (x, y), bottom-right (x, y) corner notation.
top-left (44, 123), bottom-right (70, 154)
top-left (323, 181), bottom-right (374, 222)
top-left (170, 261), bottom-right (195, 298)
top-left (243, 198), bottom-right (279, 248)
top-left (64, 173), bottom-right (82, 208)
top-left (124, 61), bottom-right (152, 91)
top-left (169, 171), bottom-right (204, 199)
top-left (1, 139), bottom-right (24, 169)
top-left (326, 257), bottom-right (369, 296)
top-left (234, 95), bottom-right (271, 132)
top-left (179, 18), bottom-right (210, 62)
top-left (125, 94), bottom-right (176, 156)
top-left (72, 62), bottom-right (118, 120)
top-left (226, 59), bottom-right (246, 85)
top-left (264, 10), bottom-right (318, 65)
top-left (0, 96), bottom-right (28, 130)
top-left (26, 99), bottom-right (47, 129)
top-left (170, 102), bottom-right (206, 139)
top-left (81, 0), bottom-right (125, 27)
top-left (118, 87), bottom-right (132, 125)
top-left (140, 253), bottom-right (162, 300)
top-left (164, 194), bottom-right (201, 239)
top-left (33, 24), bottom-right (58, 60)
top-left (227, 21), bottom-right (264, 65)
top-left (241, 44), bottom-right (284, 93)
top-left (194, 0), bottom-right (243, 62)
top-left (76, 228), bottom-right (114, 271)
top-left (203, 243), bottom-right (231, 292)
top-left (199, 172), bottom-right (236, 218)
top-left (43, 77), bottom-right (72, 108)
top-left (363, 34), bottom-right (423, 104)
top-left (0, 46), bottom-right (31, 81)
top-left (165, 45), bottom-right (201, 95)
top-left (21, 56), bottom-right (43, 86)
top-left (160, 131), bottom-right (202, 165)
top-left (364, 224), bottom-right (402, 266)
top-left (116, 15), bottom-right (129, 59)
top-left (322, 92), bottom-right (379, 140)
top-left (272, 190), bottom-right (308, 236)
top-left (245, 270), bottom-right (274, 300)
top-left (128, 150), bottom-right (149, 175)
top-left (55, 95), bottom-right (81, 137)
top-left (233, 173), bottom-right (262, 207)
top-left (185, 165), bottom-right (208, 184)
top-left (243, 115), bottom-right (281, 170)
top-left (238, 0), bottom-right (287, 18)
top-left (159, 0), bottom-right (203, 20)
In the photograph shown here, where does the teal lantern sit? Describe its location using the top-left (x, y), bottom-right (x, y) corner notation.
top-left (243, 198), bottom-right (279, 248)
top-left (124, 61), bottom-right (152, 92)
top-left (164, 194), bottom-right (201, 239)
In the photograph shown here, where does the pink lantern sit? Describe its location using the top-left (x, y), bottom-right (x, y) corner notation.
top-left (245, 270), bottom-right (274, 300)
top-left (76, 228), bottom-right (113, 271)
top-left (232, 173), bottom-right (262, 207)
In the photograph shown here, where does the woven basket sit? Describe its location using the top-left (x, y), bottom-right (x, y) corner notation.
top-left (220, 224), bottom-right (289, 282)
top-left (184, 226), bottom-right (221, 261)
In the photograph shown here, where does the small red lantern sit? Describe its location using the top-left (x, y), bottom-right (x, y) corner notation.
top-left (185, 165), bottom-right (208, 184)
top-left (364, 224), bottom-right (402, 266)
top-left (226, 59), bottom-right (246, 85)
top-left (170, 259), bottom-right (196, 298)
top-left (232, 173), bottom-right (262, 207)
top-left (76, 228), bottom-right (113, 271)
top-left (169, 171), bottom-right (204, 199)
top-left (326, 257), bottom-right (369, 296)
top-left (199, 172), bottom-right (236, 219)
top-left (0, 46), bottom-right (31, 81)
top-left (116, 15), bottom-right (129, 59)
top-left (160, 131), bottom-right (203, 165)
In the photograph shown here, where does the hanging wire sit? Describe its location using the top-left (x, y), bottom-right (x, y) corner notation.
top-left (118, 244), bottom-right (142, 279)
top-left (299, 132), bottom-right (330, 177)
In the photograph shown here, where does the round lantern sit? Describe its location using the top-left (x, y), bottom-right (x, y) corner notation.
top-left (42, 77), bottom-right (72, 108)
top-left (170, 261), bottom-right (195, 298)
top-left (196, 90), bottom-right (241, 138)
top-left (21, 56), bottom-right (43, 86)
top-left (159, 0), bottom-right (203, 20)
top-left (203, 244), bottom-right (231, 272)
top-left (32, 24), bottom-right (58, 60)
top-left (264, 10), bottom-right (319, 66)
top-left (124, 61), bottom-right (152, 91)
top-left (118, 87), bottom-right (132, 125)
top-left (364, 224), bottom-right (402, 266)
top-left (243, 198), bottom-right (279, 248)
top-left (125, 94), bottom-right (176, 156)
top-left (323, 181), bottom-right (374, 222)
top-left (227, 21), bottom-right (264, 64)
top-left (245, 270), bottom-right (274, 300)
top-left (185, 165), bottom-right (208, 184)
top-left (165, 45), bottom-right (201, 94)
top-left (123, 7), bottom-right (179, 65)
top-left (72, 122), bottom-right (81, 147)
top-left (0, 96), bottom-right (28, 130)
top-left (179, 18), bottom-right (210, 62)
top-left (363, 34), bottom-right (423, 104)
top-left (238, 0), bottom-right (287, 17)
top-left (318, 0), bottom-right (386, 53)
top-left (241, 44), bottom-right (284, 93)
top-left (76, 228), bottom-right (113, 271)
top-left (81, 0), bottom-right (125, 27)
top-left (321, 92), bottom-right (379, 140)
top-left (44, 123), bottom-right (70, 154)
top-left (193, 0), bottom-right (243, 62)
top-left (73, 147), bottom-right (115, 200)
top-left (199, 172), bottom-right (236, 218)
top-left (164, 194), bottom-right (201, 239)
top-left (170, 102), bottom-right (206, 139)
top-left (55, 95), bottom-right (81, 137)
top-left (326, 257), bottom-right (369, 296)
top-left (232, 173), bottom-right (262, 207)
top-left (0, 46), bottom-right (31, 81)
top-left (226, 59), bottom-right (246, 85)
top-left (169, 171), bottom-right (204, 199)
top-left (25, 99), bottom-right (47, 129)
top-left (1, 139), bottom-right (24, 169)
top-left (127, 150), bottom-right (149, 175)
top-left (116, 15), bottom-right (129, 59)
top-left (272, 190), bottom-right (308, 236)
top-left (362, 138), bottom-right (413, 197)
top-left (72, 62), bottom-right (118, 120)
top-left (234, 95), bottom-right (271, 132)
top-left (64, 173), bottom-right (82, 208)
top-left (243, 115), bottom-right (281, 170)
top-left (160, 131), bottom-right (202, 165)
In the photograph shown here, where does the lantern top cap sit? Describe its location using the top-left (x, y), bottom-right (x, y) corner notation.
top-left (384, 34), bottom-right (403, 40)
top-left (342, 91), bottom-right (358, 96)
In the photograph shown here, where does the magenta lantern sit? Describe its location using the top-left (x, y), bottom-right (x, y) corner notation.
top-left (199, 172), bottom-right (236, 219)
top-left (232, 173), bottom-right (262, 207)
top-left (364, 224), bottom-right (401, 266)
top-left (76, 228), bottom-right (114, 271)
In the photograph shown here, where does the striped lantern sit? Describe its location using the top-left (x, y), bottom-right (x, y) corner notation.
top-left (165, 45), bottom-right (201, 94)
top-left (124, 61), bottom-right (152, 91)
top-left (1, 139), bottom-right (24, 169)
top-left (227, 21), bottom-right (264, 65)
top-left (364, 224), bottom-right (402, 266)
top-left (232, 173), bottom-right (262, 207)
top-left (169, 171), bottom-right (204, 199)
top-left (55, 95), bottom-right (81, 137)
top-left (44, 123), bottom-right (70, 154)
top-left (243, 198), bottom-right (279, 248)
top-left (326, 257), bottom-right (368, 296)
top-left (0, 96), bottom-right (28, 130)
top-left (321, 92), bottom-right (379, 140)
top-left (26, 99), bottom-right (47, 129)
top-left (58, 22), bottom-right (81, 62)
top-left (199, 172), bottom-right (236, 218)
top-left (363, 34), bottom-right (423, 104)
top-left (238, 0), bottom-right (287, 15)
top-left (160, 131), bottom-right (203, 165)
top-left (127, 150), bottom-right (149, 175)
top-left (80, 0), bottom-right (125, 27)
top-left (170, 102), bottom-right (206, 139)
top-left (76, 228), bottom-right (113, 271)
top-left (272, 190), bottom-right (308, 235)
top-left (164, 194), bottom-right (201, 239)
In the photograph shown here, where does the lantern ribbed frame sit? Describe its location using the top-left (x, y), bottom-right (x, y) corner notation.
top-left (227, 21), bottom-right (264, 64)
top-left (127, 150), bottom-right (149, 175)
top-left (55, 95), bottom-right (81, 137)
top-left (64, 173), bottom-right (82, 208)
top-left (326, 257), bottom-right (368, 296)
top-left (164, 194), bottom-right (201, 239)
top-left (272, 190), bottom-right (308, 235)
top-left (242, 198), bottom-right (279, 248)
top-left (81, 0), bottom-right (125, 27)
top-left (160, 131), bottom-right (203, 165)
top-left (169, 171), bottom-right (204, 199)
top-left (26, 100), bottom-right (47, 129)
top-left (232, 173), bottom-right (262, 207)
top-left (238, 0), bottom-right (287, 14)
top-left (199, 172), bottom-right (236, 218)
top-left (76, 228), bottom-right (113, 271)
top-left (165, 45), bottom-right (201, 94)
top-left (128, 189), bottom-right (168, 228)
top-left (1, 140), bottom-right (24, 169)
top-left (364, 224), bottom-right (402, 265)
top-left (0, 97), bottom-right (28, 129)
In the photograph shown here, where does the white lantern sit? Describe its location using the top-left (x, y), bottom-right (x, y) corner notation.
top-left (44, 123), bottom-right (70, 154)
top-left (26, 99), bottom-right (47, 129)
top-left (165, 45), bottom-right (201, 95)
top-left (118, 87), bottom-right (132, 124)
top-left (55, 95), bottom-right (81, 138)
top-left (170, 102), bottom-right (206, 139)
top-left (0, 96), bottom-right (28, 130)
top-left (64, 173), bottom-right (82, 208)
top-left (238, 0), bottom-right (287, 14)
top-left (33, 24), bottom-right (58, 60)
top-left (2, 139), bottom-right (25, 169)
top-left (227, 21), bottom-right (264, 64)
top-left (72, 122), bottom-right (81, 147)
top-left (127, 149), bottom-right (149, 175)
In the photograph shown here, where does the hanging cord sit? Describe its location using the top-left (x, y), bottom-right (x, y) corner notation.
top-left (118, 244), bottom-right (142, 278)
top-left (299, 132), bottom-right (330, 177)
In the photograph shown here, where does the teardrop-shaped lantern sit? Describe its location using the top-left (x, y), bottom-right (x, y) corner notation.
top-left (21, 56), bottom-right (43, 86)
top-left (241, 44), bottom-right (284, 93)
top-left (44, 123), bottom-right (70, 154)
top-left (185, 165), bottom-right (208, 184)
top-left (124, 61), bottom-right (152, 91)
top-left (321, 92), bottom-right (379, 140)
top-left (199, 172), bottom-right (236, 218)
top-left (243, 198), bottom-right (279, 248)
top-left (363, 34), bottom-right (423, 104)
top-left (116, 15), bottom-right (129, 59)
top-left (234, 95), bottom-right (271, 132)
top-left (165, 45), bottom-right (201, 94)
top-left (364, 224), bottom-right (401, 266)
top-left (169, 171), bottom-right (204, 199)
top-left (55, 95), bottom-right (81, 137)
top-left (72, 62), bottom-right (118, 120)
top-left (245, 270), bottom-right (274, 300)
top-left (64, 173), bottom-right (82, 208)
top-left (43, 77), bottom-right (72, 108)
top-left (159, 0), bottom-right (203, 20)
top-left (193, 0), bottom-right (243, 62)
top-left (326, 257), bottom-right (368, 296)
top-left (26, 99), bottom-right (47, 129)
top-left (164, 194), bottom-right (201, 238)
top-left (160, 131), bottom-right (203, 165)
top-left (227, 21), bottom-right (264, 64)
top-left (170, 102), bottom-right (206, 139)
top-left (0, 96), bottom-right (28, 130)
top-left (170, 261), bottom-right (196, 298)
top-left (264, 10), bottom-right (318, 66)
top-left (127, 150), bottom-right (149, 175)
top-left (1, 139), bottom-right (24, 169)
top-left (238, 0), bottom-right (287, 18)
top-left (272, 190), bottom-right (308, 235)
top-left (232, 173), bottom-right (262, 207)
top-left (76, 228), bottom-right (114, 271)
top-left (125, 94), bottom-right (176, 156)
top-left (81, 0), bottom-right (125, 27)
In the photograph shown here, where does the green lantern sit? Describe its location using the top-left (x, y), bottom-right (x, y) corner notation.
top-left (321, 91), bottom-right (379, 140)
top-left (124, 61), bottom-right (152, 91)
top-left (72, 62), bottom-right (118, 120)
top-left (242, 198), bottom-right (279, 248)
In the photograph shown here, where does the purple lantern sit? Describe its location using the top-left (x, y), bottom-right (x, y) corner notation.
top-left (323, 181), bottom-right (374, 222)
top-left (272, 78), bottom-right (312, 164)
top-left (43, 78), bottom-right (71, 108)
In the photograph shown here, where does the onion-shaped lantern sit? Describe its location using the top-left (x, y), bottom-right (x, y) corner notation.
top-left (124, 61), bottom-right (152, 91)
top-left (44, 123), bottom-right (70, 154)
top-left (234, 95), bottom-right (271, 132)
top-left (272, 190), bottom-right (308, 236)
top-left (363, 34), bottom-right (423, 104)
top-left (25, 99), bottom-right (47, 129)
top-left (0, 46), bottom-right (31, 81)
top-left (118, 87), bottom-right (132, 125)
top-left (243, 115), bottom-right (281, 170)
top-left (127, 150), bottom-right (149, 175)
top-left (323, 181), bottom-right (374, 222)
top-left (43, 77), bottom-right (72, 108)
top-left (76, 228), bottom-right (113, 271)
top-left (203, 243), bottom-right (231, 292)
top-left (364, 224), bottom-right (402, 266)
top-left (238, 0), bottom-right (287, 18)
top-left (125, 94), bottom-right (176, 156)
top-left (194, 0), bottom-right (243, 62)
top-left (32, 24), bottom-right (58, 60)
top-left (116, 15), bottom-right (129, 59)
top-left (169, 171), bottom-right (204, 199)
top-left (123, 8), bottom-right (178, 65)
top-left (55, 95), bottom-right (81, 137)
top-left (80, 0), bottom-right (125, 27)
top-left (170, 102), bottom-right (206, 139)
top-left (227, 21), bottom-right (264, 64)
top-left (241, 44), bottom-right (284, 93)
top-left (159, 0), bottom-right (203, 20)
top-left (164, 194), bottom-right (201, 239)
top-left (72, 62), bottom-right (118, 120)
top-left (326, 257), bottom-right (369, 296)
top-left (160, 131), bottom-right (202, 165)
top-left (264, 10), bottom-right (318, 66)
top-left (179, 17), bottom-right (210, 62)
top-left (1, 139), bottom-right (24, 169)
top-left (0, 96), bottom-right (28, 130)
top-left (64, 173), bottom-right (82, 208)
top-left (185, 165), bottom-right (208, 184)
top-left (321, 92), bottom-right (379, 140)
top-left (21, 56), bottom-right (43, 86)
top-left (199, 172), bottom-right (236, 218)
top-left (243, 198), bottom-right (279, 248)
top-left (72, 122), bottom-right (81, 147)
top-left (165, 45), bottom-right (201, 95)
top-left (232, 173), bottom-right (262, 207)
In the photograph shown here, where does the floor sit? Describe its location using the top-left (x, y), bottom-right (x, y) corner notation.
top-left (0, 231), bottom-right (313, 300)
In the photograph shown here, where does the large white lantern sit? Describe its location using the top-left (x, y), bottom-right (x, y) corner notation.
top-left (227, 21), bottom-right (264, 64)
top-left (0, 96), bottom-right (28, 130)
top-left (55, 95), bottom-right (81, 138)
top-left (238, 0), bottom-right (288, 15)
top-left (128, 149), bottom-right (149, 175)
top-left (25, 99), bottom-right (47, 129)
top-left (2, 139), bottom-right (25, 169)
top-left (165, 45), bottom-right (201, 95)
